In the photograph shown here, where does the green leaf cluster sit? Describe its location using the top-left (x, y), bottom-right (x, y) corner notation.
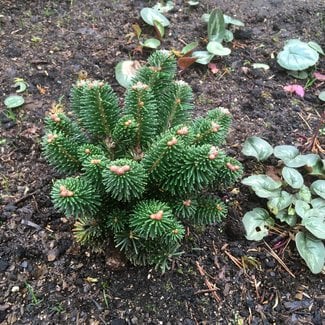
top-left (42, 51), bottom-right (242, 271)
top-left (241, 137), bottom-right (325, 274)
top-left (192, 9), bottom-right (244, 65)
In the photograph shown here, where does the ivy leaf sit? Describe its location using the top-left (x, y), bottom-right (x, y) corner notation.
top-left (242, 208), bottom-right (274, 240)
top-left (4, 95), bottom-right (25, 109)
top-left (310, 180), bottom-right (325, 199)
top-left (295, 232), bottom-right (325, 274)
top-left (241, 136), bottom-right (273, 161)
top-left (301, 209), bottom-right (325, 239)
top-left (282, 167), bottom-right (304, 189)
top-left (242, 175), bottom-right (282, 198)
top-left (267, 191), bottom-right (294, 215)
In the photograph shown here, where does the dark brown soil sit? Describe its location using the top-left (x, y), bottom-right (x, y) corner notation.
top-left (0, 1), bottom-right (324, 324)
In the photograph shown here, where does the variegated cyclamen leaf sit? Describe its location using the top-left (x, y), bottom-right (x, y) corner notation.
top-left (282, 167), bottom-right (304, 189)
top-left (242, 208), bottom-right (274, 240)
top-left (208, 8), bottom-right (225, 42)
top-left (310, 180), bottom-right (325, 199)
top-left (301, 209), bottom-right (325, 239)
top-left (295, 200), bottom-right (310, 218)
top-left (275, 210), bottom-right (297, 227)
top-left (273, 145), bottom-right (299, 163)
top-left (242, 175), bottom-right (282, 198)
top-left (311, 198), bottom-right (325, 209)
top-left (267, 191), bottom-right (294, 215)
top-left (241, 136), bottom-right (273, 161)
top-left (285, 154), bottom-right (320, 168)
top-left (295, 232), bottom-right (325, 274)
top-left (277, 39), bottom-right (319, 71)
top-left (295, 185), bottom-right (312, 203)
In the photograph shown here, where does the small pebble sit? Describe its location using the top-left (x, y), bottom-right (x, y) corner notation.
top-left (11, 286), bottom-right (20, 293)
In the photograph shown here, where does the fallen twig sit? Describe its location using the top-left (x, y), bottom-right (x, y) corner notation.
top-left (263, 241), bottom-right (295, 278)
top-left (195, 261), bottom-right (221, 302)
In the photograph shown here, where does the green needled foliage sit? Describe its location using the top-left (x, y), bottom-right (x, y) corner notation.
top-left (42, 51), bottom-right (242, 272)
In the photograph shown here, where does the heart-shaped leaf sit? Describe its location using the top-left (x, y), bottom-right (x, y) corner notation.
top-left (242, 175), bottom-right (282, 198)
top-left (153, 20), bottom-right (165, 38)
top-left (192, 51), bottom-right (214, 64)
top-left (301, 209), bottom-right (325, 239)
top-left (308, 41), bottom-right (324, 55)
top-left (242, 136), bottom-right (273, 161)
top-left (208, 8), bottom-right (225, 42)
top-left (267, 191), bottom-right (294, 215)
top-left (311, 198), bottom-right (325, 209)
top-left (181, 41), bottom-right (199, 55)
top-left (295, 232), bottom-right (325, 274)
top-left (295, 200), bottom-right (310, 218)
top-left (285, 154), bottom-right (320, 168)
top-left (140, 8), bottom-right (170, 27)
top-left (277, 39), bottom-right (319, 71)
top-left (242, 208), bottom-right (274, 240)
top-left (282, 167), bottom-right (304, 189)
top-left (4, 95), bottom-right (25, 109)
top-left (223, 14), bottom-right (244, 26)
top-left (310, 180), bottom-right (325, 199)
top-left (207, 41), bottom-right (231, 56)
top-left (115, 60), bottom-right (141, 88)
top-left (288, 70), bottom-right (309, 79)
top-left (142, 38), bottom-right (161, 49)
top-left (153, 0), bottom-right (174, 13)
top-left (275, 210), bottom-right (297, 226)
top-left (295, 185), bottom-right (312, 203)
top-left (202, 13), bottom-right (244, 27)
top-left (273, 145), bottom-right (299, 163)
top-left (14, 80), bottom-right (27, 93)
top-left (223, 29), bottom-right (234, 42)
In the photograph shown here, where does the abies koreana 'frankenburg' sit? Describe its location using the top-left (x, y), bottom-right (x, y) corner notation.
top-left (42, 50), bottom-right (243, 272)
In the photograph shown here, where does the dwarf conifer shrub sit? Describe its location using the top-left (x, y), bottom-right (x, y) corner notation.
top-left (42, 51), bottom-right (242, 271)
